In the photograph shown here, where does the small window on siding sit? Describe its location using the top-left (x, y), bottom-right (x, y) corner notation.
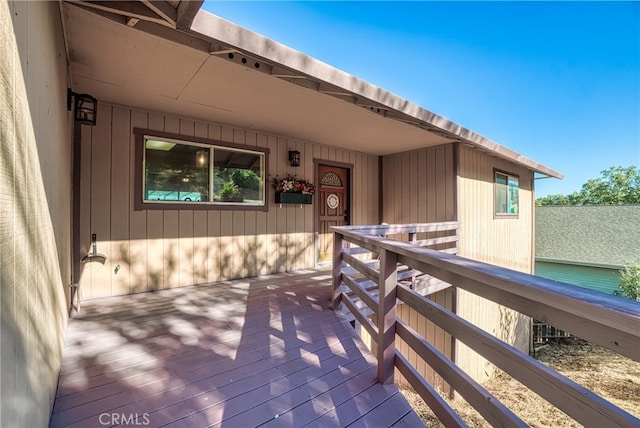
top-left (495, 171), bottom-right (519, 216)
top-left (143, 136), bottom-right (265, 207)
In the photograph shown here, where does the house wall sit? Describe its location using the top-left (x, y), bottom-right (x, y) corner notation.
top-left (78, 103), bottom-right (380, 298)
top-left (362, 136), bottom-right (538, 386)
top-left (357, 287), bottom-right (455, 397)
top-left (456, 145), bottom-right (535, 382)
top-left (535, 261), bottom-right (621, 296)
top-left (1, 1), bottom-right (72, 426)
top-left (379, 145), bottom-right (457, 390)
top-left (381, 144), bottom-right (456, 225)
top-left (394, 289), bottom-right (455, 395)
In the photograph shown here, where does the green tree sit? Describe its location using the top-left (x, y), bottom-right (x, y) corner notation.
top-left (535, 192), bottom-right (579, 206)
top-left (231, 169), bottom-right (260, 191)
top-left (536, 166), bottom-right (640, 206)
top-left (580, 166), bottom-right (640, 204)
top-left (618, 264), bottom-right (640, 301)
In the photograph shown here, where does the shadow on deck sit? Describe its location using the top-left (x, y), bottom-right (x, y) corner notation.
top-left (50, 270), bottom-right (422, 427)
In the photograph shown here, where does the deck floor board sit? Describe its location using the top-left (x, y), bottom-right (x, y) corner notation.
top-left (50, 270), bottom-right (423, 427)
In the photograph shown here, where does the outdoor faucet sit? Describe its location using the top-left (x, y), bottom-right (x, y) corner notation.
top-left (81, 233), bottom-right (107, 265)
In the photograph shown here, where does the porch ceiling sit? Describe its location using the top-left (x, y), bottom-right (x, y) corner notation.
top-left (61, 1), bottom-right (562, 177)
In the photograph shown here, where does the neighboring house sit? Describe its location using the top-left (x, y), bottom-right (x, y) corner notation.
top-left (536, 205), bottom-right (640, 295)
top-left (1, 1), bottom-right (562, 426)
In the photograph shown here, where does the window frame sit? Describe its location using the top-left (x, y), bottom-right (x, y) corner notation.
top-left (134, 128), bottom-right (270, 212)
top-left (494, 169), bottom-right (520, 218)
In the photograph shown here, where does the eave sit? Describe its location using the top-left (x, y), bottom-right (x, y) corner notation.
top-left (61, 1), bottom-right (563, 179)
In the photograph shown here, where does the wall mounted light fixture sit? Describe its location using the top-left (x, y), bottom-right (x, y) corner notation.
top-left (67, 89), bottom-right (98, 126)
top-left (288, 150), bottom-right (301, 167)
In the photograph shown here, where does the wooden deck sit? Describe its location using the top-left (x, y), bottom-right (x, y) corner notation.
top-left (50, 270), bottom-right (423, 428)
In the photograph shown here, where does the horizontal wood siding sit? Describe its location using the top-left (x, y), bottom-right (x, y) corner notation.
top-left (1, 1), bottom-right (71, 426)
top-left (535, 261), bottom-right (621, 296)
top-left (79, 104), bottom-right (379, 299)
top-left (456, 145), bottom-right (535, 382)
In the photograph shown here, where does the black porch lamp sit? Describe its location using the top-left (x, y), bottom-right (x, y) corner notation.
top-left (288, 150), bottom-right (301, 167)
top-left (67, 89), bottom-right (97, 126)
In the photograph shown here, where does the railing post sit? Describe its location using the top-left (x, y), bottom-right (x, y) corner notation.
top-left (331, 232), bottom-right (343, 310)
top-left (377, 248), bottom-right (398, 384)
top-left (408, 231), bottom-right (417, 289)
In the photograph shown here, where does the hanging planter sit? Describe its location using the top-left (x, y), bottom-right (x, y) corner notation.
top-left (272, 175), bottom-right (315, 205)
top-left (275, 192), bottom-right (312, 205)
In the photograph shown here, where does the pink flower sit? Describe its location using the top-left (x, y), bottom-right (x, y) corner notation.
top-left (272, 175), bottom-right (315, 195)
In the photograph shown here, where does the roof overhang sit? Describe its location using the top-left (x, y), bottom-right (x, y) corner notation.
top-left (61, 1), bottom-right (562, 178)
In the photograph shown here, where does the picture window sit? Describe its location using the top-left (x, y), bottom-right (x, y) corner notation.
top-left (140, 133), bottom-right (267, 210)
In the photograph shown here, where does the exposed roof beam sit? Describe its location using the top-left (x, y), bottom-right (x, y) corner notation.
top-left (140, 0), bottom-right (177, 27)
top-left (318, 83), bottom-right (353, 97)
top-left (65, 0), bottom-right (175, 28)
top-left (273, 74), bottom-right (307, 79)
top-left (176, 0), bottom-right (204, 29)
top-left (356, 102), bottom-right (389, 111)
top-left (65, 1), bottom-right (213, 53)
top-left (318, 89), bottom-right (354, 96)
top-left (209, 48), bottom-right (237, 56)
top-left (63, 2), bottom-right (563, 179)
top-left (281, 77), bottom-right (320, 91)
top-left (269, 66), bottom-right (306, 79)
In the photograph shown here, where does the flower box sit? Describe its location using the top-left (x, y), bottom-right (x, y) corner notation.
top-left (275, 192), bottom-right (312, 205)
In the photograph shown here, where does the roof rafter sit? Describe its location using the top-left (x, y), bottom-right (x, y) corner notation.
top-left (140, 0), bottom-right (177, 26)
top-left (66, 0), bottom-right (176, 28)
top-left (61, 2), bottom-right (563, 178)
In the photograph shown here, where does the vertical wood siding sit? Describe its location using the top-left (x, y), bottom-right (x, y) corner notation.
top-left (1, 1), bottom-right (71, 426)
top-left (379, 145), bottom-right (457, 391)
top-left (380, 144), bottom-right (535, 387)
top-left (456, 145), bottom-right (535, 382)
top-left (457, 145), bottom-right (534, 272)
top-left (381, 144), bottom-right (456, 224)
top-left (395, 289), bottom-right (455, 395)
top-left (79, 104), bottom-right (379, 298)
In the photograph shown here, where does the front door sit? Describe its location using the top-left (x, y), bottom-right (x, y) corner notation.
top-left (317, 164), bottom-right (350, 263)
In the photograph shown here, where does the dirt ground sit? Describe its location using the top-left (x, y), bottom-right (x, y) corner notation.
top-left (402, 339), bottom-right (640, 427)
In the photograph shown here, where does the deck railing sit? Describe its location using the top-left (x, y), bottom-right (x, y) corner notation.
top-left (331, 223), bottom-right (640, 427)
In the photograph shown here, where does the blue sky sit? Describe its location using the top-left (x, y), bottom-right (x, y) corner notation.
top-left (202, 1), bottom-right (640, 198)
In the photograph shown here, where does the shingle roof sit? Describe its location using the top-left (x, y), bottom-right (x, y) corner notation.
top-left (535, 205), bottom-right (640, 268)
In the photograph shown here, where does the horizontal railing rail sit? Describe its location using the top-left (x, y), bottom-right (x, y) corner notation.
top-left (332, 223), bottom-right (640, 427)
